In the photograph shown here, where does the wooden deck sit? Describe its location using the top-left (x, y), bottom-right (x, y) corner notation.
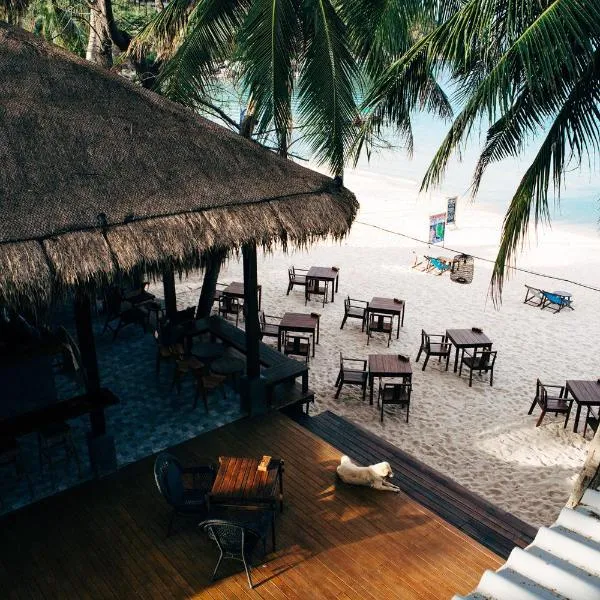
top-left (0, 413), bottom-right (502, 599)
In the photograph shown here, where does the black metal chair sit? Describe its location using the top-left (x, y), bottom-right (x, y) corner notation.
top-left (459, 349), bottom-right (497, 387)
top-left (334, 352), bottom-right (367, 400)
top-left (286, 266), bottom-right (308, 295)
top-left (199, 510), bottom-right (274, 589)
top-left (366, 313), bottom-right (392, 346)
top-left (154, 452), bottom-right (216, 536)
top-left (218, 295), bottom-right (243, 327)
top-left (378, 382), bottom-right (412, 423)
top-left (340, 296), bottom-right (368, 330)
top-left (282, 333), bottom-right (310, 363)
top-left (528, 379), bottom-right (570, 427)
top-left (259, 311), bottom-right (281, 341)
top-left (305, 277), bottom-right (329, 307)
top-left (415, 329), bottom-right (451, 371)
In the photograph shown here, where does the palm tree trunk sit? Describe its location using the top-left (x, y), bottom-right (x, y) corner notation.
top-left (86, 0), bottom-right (113, 67)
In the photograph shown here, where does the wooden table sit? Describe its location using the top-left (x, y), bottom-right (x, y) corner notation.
top-left (366, 297), bottom-right (405, 339)
top-left (445, 328), bottom-right (493, 373)
top-left (565, 380), bottom-right (600, 433)
top-left (208, 456), bottom-right (284, 512)
top-left (278, 312), bottom-right (320, 357)
top-left (223, 281), bottom-right (262, 310)
top-left (307, 267), bottom-right (339, 302)
top-left (368, 354), bottom-right (412, 405)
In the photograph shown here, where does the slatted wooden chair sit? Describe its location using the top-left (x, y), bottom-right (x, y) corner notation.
top-left (334, 352), bottom-right (368, 399)
top-left (459, 349), bottom-right (497, 387)
top-left (366, 313), bottom-right (393, 346)
top-left (415, 329), bottom-right (451, 371)
top-left (340, 296), bottom-right (369, 330)
top-left (305, 278), bottom-right (329, 307)
top-left (286, 266), bottom-right (308, 295)
top-left (528, 379), bottom-right (570, 427)
top-left (282, 333), bottom-right (311, 364)
top-left (212, 282), bottom-right (228, 307)
top-left (259, 311), bottom-right (281, 341)
top-left (218, 295), bottom-right (243, 327)
top-left (584, 406), bottom-right (599, 439)
top-left (378, 381), bottom-right (412, 423)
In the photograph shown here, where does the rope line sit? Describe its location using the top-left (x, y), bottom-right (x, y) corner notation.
top-left (355, 220), bottom-right (600, 293)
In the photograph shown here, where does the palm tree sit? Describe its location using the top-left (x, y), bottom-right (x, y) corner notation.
top-left (363, 0), bottom-right (600, 300)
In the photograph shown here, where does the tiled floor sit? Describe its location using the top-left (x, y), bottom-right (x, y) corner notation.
top-left (0, 301), bottom-right (244, 515)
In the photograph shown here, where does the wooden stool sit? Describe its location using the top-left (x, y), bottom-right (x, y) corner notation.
top-left (38, 422), bottom-right (82, 482)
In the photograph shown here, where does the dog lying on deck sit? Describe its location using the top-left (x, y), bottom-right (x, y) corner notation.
top-left (336, 455), bottom-right (400, 492)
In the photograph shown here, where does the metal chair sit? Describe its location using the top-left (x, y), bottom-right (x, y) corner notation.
top-left (366, 313), bottom-right (392, 346)
top-left (340, 296), bottom-right (368, 330)
top-left (415, 329), bottom-right (451, 371)
top-left (528, 379), bottom-right (570, 427)
top-left (200, 511), bottom-right (274, 589)
top-left (334, 352), bottom-right (367, 400)
top-left (459, 349), bottom-right (497, 387)
top-left (286, 266), bottom-right (308, 295)
top-left (378, 382), bottom-right (412, 423)
top-left (154, 452), bottom-right (215, 537)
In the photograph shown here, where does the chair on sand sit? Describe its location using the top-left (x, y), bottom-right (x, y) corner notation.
top-left (459, 349), bottom-right (497, 387)
top-left (334, 353), bottom-right (368, 400)
top-left (286, 267), bottom-right (308, 295)
top-left (378, 382), bottom-right (412, 423)
top-left (524, 285), bottom-right (544, 307)
top-left (528, 379), bottom-right (570, 427)
top-left (340, 296), bottom-right (369, 330)
top-left (366, 313), bottom-right (393, 346)
top-left (540, 291), bottom-right (574, 313)
top-left (424, 256), bottom-right (452, 275)
top-left (415, 329), bottom-right (451, 371)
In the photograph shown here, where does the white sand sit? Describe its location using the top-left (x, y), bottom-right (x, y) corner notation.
top-left (170, 166), bottom-right (600, 529)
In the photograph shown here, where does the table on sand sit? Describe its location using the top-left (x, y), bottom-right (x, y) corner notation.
top-left (445, 328), bottom-right (493, 373)
top-left (368, 354), bottom-right (413, 405)
top-left (278, 312), bottom-right (320, 357)
top-left (366, 297), bottom-right (405, 339)
top-left (565, 380), bottom-right (600, 433)
top-left (307, 267), bottom-right (339, 303)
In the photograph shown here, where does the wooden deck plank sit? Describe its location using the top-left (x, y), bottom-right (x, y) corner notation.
top-left (0, 412), bottom-right (500, 598)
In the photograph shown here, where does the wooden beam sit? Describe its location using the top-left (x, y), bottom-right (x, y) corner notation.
top-left (243, 242), bottom-right (260, 380)
top-left (196, 248), bottom-right (226, 319)
top-left (162, 266), bottom-right (177, 319)
top-left (74, 292), bottom-right (105, 436)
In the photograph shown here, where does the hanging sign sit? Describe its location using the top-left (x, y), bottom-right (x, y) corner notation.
top-left (429, 213), bottom-right (446, 244)
top-left (447, 196), bottom-right (457, 225)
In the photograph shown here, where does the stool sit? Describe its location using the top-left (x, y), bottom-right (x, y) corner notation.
top-left (0, 437), bottom-right (34, 504)
top-left (38, 422), bottom-right (82, 482)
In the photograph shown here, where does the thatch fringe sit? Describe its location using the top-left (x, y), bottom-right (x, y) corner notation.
top-left (0, 192), bottom-right (358, 311)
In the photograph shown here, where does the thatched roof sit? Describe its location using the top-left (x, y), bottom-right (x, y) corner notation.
top-left (0, 23), bottom-right (358, 311)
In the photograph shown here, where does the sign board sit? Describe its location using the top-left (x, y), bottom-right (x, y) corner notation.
top-left (429, 213), bottom-right (447, 244)
top-left (447, 196), bottom-right (457, 225)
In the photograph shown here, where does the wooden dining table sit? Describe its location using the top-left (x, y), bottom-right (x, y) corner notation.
top-left (278, 312), bottom-right (320, 357)
top-left (564, 380), bottom-right (600, 433)
top-left (223, 281), bottom-right (262, 310)
top-left (306, 267), bottom-right (339, 303)
top-left (366, 297), bottom-right (405, 339)
top-left (368, 354), bottom-right (412, 405)
top-left (445, 328), bottom-right (493, 373)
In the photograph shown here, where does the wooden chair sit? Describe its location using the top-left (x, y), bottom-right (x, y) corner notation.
top-left (378, 382), bottom-right (412, 423)
top-left (334, 353), bottom-right (367, 400)
top-left (282, 333), bottom-right (310, 364)
top-left (193, 363), bottom-right (227, 412)
top-left (584, 406), bottom-right (599, 439)
top-left (459, 349), bottom-right (497, 387)
top-left (415, 329), bottom-right (451, 371)
top-left (102, 286), bottom-right (147, 340)
top-left (366, 313), bottom-right (392, 346)
top-left (528, 379), bottom-right (570, 427)
top-left (305, 278), bottom-right (329, 307)
top-left (286, 267), bottom-right (308, 295)
top-left (154, 452), bottom-right (215, 536)
top-left (340, 296), bottom-right (368, 330)
top-left (154, 329), bottom-right (183, 376)
top-left (37, 422), bottom-right (82, 483)
top-left (199, 512), bottom-right (274, 589)
top-left (259, 311), bottom-right (281, 341)
top-left (524, 285), bottom-right (544, 307)
top-left (218, 295), bottom-right (243, 327)
top-left (212, 282), bottom-right (228, 307)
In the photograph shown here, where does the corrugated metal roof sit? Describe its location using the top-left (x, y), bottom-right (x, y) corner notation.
top-left (454, 488), bottom-right (600, 600)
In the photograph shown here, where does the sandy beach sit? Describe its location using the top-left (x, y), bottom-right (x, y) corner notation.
top-left (168, 166), bottom-right (600, 529)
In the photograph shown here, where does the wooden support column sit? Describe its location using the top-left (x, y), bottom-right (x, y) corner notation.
top-left (162, 265), bottom-right (177, 319)
top-left (74, 292), bottom-right (105, 436)
top-left (243, 242), bottom-right (260, 380)
top-left (196, 248), bottom-right (226, 319)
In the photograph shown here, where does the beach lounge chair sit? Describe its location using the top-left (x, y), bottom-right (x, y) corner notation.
top-left (540, 291), bottom-right (574, 313)
top-left (415, 329), bottom-right (451, 371)
top-left (378, 381), bottom-right (412, 423)
top-left (286, 266), bottom-right (308, 295)
top-left (523, 285), bottom-right (544, 307)
top-left (459, 349), bottom-right (497, 387)
top-left (528, 379), bottom-right (570, 427)
top-left (424, 256), bottom-right (452, 275)
top-left (340, 296), bottom-right (369, 330)
top-left (334, 353), bottom-right (368, 400)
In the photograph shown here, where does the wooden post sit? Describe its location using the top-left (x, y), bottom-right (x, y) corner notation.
top-left (568, 427), bottom-right (600, 507)
top-left (162, 265), bottom-right (177, 319)
top-left (242, 242), bottom-right (260, 380)
top-left (73, 292), bottom-right (105, 436)
top-left (196, 248), bottom-right (226, 319)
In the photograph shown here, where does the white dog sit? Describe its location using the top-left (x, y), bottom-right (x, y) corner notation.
top-left (336, 455), bottom-right (400, 492)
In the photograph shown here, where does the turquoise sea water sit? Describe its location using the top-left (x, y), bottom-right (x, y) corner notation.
top-left (211, 83), bottom-right (600, 232)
